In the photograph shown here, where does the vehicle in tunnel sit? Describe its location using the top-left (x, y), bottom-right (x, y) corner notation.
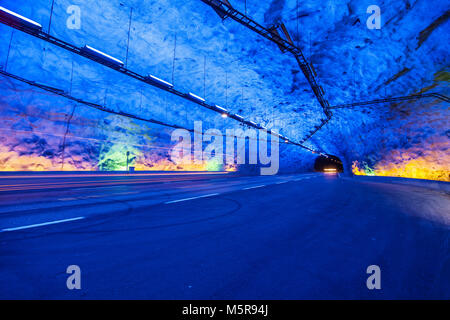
top-left (314, 154), bottom-right (344, 173)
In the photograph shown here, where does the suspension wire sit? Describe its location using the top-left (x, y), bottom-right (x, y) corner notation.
top-left (48, 0), bottom-right (55, 34)
top-left (296, 0), bottom-right (299, 46)
top-left (139, 86), bottom-right (143, 111)
top-left (172, 33), bottom-right (177, 85)
top-left (4, 30), bottom-right (14, 71)
top-left (125, 7), bottom-right (133, 68)
top-left (61, 103), bottom-right (77, 170)
top-left (204, 56), bottom-right (206, 98)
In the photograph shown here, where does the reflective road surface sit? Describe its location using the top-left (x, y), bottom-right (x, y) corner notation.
top-left (0, 172), bottom-right (449, 299)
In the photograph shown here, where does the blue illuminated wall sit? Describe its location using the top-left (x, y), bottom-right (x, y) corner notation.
top-left (0, 0), bottom-right (448, 179)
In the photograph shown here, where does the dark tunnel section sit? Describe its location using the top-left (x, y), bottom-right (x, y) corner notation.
top-left (314, 154), bottom-right (344, 173)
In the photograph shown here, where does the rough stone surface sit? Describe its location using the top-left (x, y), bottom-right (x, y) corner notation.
top-left (0, 0), bottom-right (448, 179)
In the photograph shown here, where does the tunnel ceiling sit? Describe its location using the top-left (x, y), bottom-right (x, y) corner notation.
top-left (0, 0), bottom-right (448, 179)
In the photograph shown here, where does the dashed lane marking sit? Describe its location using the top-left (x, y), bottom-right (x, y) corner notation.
top-left (243, 185), bottom-right (266, 190)
top-left (165, 193), bottom-right (220, 204)
top-left (1, 216), bottom-right (85, 232)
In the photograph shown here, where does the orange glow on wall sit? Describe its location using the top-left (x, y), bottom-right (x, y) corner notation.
top-left (0, 146), bottom-right (93, 171)
top-left (352, 140), bottom-right (450, 182)
top-left (0, 145), bottom-right (237, 172)
top-left (133, 159), bottom-right (236, 172)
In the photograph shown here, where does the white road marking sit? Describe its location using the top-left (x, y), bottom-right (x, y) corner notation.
top-left (1, 216), bottom-right (85, 233)
top-left (165, 193), bottom-right (219, 204)
top-left (243, 185), bottom-right (266, 190)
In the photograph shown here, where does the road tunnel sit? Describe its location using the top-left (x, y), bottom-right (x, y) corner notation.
top-left (0, 0), bottom-right (448, 302)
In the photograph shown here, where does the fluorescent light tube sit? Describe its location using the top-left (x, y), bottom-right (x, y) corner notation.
top-left (81, 45), bottom-right (124, 67)
top-left (214, 104), bottom-right (227, 112)
top-left (147, 75), bottom-right (173, 88)
top-left (0, 6), bottom-right (42, 30)
top-left (188, 92), bottom-right (205, 102)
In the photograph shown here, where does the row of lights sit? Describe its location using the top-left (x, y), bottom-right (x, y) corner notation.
top-left (0, 6), bottom-right (321, 152)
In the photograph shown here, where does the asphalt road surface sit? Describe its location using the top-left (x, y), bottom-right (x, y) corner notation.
top-left (0, 172), bottom-right (449, 299)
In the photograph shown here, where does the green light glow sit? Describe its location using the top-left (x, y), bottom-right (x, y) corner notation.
top-left (98, 143), bottom-right (138, 171)
top-left (206, 159), bottom-right (224, 171)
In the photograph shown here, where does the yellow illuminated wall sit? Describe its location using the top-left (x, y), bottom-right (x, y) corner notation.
top-left (352, 138), bottom-right (450, 182)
